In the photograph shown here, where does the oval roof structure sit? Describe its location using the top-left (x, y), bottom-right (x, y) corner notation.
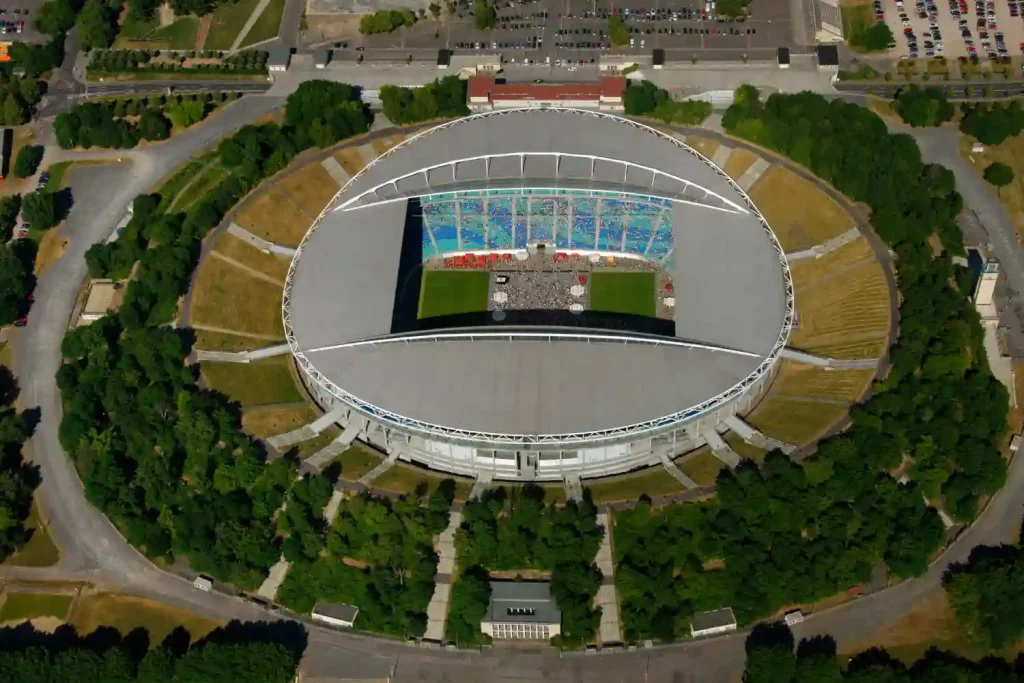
top-left (284, 109), bottom-right (792, 447)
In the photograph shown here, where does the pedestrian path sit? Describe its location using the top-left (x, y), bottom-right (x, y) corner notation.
top-left (194, 342), bottom-right (290, 364)
top-left (322, 488), bottom-right (344, 523)
top-left (564, 475), bottom-right (583, 502)
top-left (267, 404), bottom-right (346, 450)
top-left (227, 222), bottom-right (297, 257)
top-left (594, 512), bottom-right (622, 644)
top-left (785, 227), bottom-right (861, 262)
top-left (658, 452), bottom-right (699, 489)
top-left (257, 555), bottom-right (290, 600)
top-left (702, 429), bottom-right (740, 468)
top-left (230, 0), bottom-right (274, 51)
top-left (320, 157), bottom-right (351, 186)
top-left (423, 509), bottom-right (462, 641)
top-left (780, 347), bottom-right (880, 370)
top-left (357, 448), bottom-right (399, 486)
top-left (737, 157), bottom-right (771, 191)
top-left (468, 473), bottom-right (493, 501)
top-left (723, 415), bottom-right (795, 455)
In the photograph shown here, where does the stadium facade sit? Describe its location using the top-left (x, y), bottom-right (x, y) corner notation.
top-left (283, 109), bottom-right (793, 481)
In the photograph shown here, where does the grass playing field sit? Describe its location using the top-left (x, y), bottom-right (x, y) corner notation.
top-left (588, 271), bottom-right (656, 317)
top-left (418, 270), bottom-right (491, 319)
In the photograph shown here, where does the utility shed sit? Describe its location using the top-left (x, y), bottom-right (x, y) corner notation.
top-left (481, 581), bottom-right (561, 640)
top-left (690, 607), bottom-right (737, 637)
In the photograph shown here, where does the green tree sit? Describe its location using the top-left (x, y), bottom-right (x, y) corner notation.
top-left (850, 21), bottom-right (895, 51)
top-left (474, 0), bottom-right (496, 29)
top-left (75, 0), bottom-right (118, 50)
top-left (34, 0), bottom-right (79, 35)
top-left (983, 161), bottom-right (1014, 193)
top-left (21, 190), bottom-right (59, 229)
top-left (12, 145), bottom-right (43, 178)
top-left (943, 538), bottom-right (1024, 649)
top-left (0, 196), bottom-right (21, 241)
top-left (608, 14), bottom-right (630, 46)
top-left (1, 93), bottom-right (28, 125)
top-left (893, 85), bottom-right (955, 127)
top-left (137, 109), bottom-right (171, 141)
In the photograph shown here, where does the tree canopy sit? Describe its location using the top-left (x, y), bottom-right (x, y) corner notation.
top-left (984, 161), bottom-right (1014, 190)
top-left (359, 8), bottom-right (417, 34)
top-left (893, 85), bottom-right (955, 127)
top-left (75, 0), bottom-right (118, 50)
top-left (960, 101), bottom-right (1024, 145)
top-left (623, 81), bottom-right (712, 125)
top-left (380, 76), bottom-right (468, 125)
top-left (13, 145), bottom-right (43, 179)
top-left (0, 365), bottom-right (38, 562)
top-left (850, 21), bottom-right (895, 51)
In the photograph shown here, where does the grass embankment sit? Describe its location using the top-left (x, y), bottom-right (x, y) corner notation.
top-left (233, 163), bottom-right (340, 247)
top-left (0, 593), bottom-right (72, 622)
top-left (203, 0), bottom-right (264, 50)
top-left (417, 270), bottom-right (491, 319)
top-left (748, 166), bottom-right (855, 252)
top-left (201, 356), bottom-right (302, 406)
top-left (372, 462), bottom-right (474, 500)
top-left (584, 466), bottom-right (686, 503)
top-left (240, 0), bottom-right (286, 47)
top-left (960, 132), bottom-right (1024, 245)
top-left (190, 256), bottom-right (285, 338)
top-left (336, 445), bottom-right (383, 482)
top-left (115, 15), bottom-right (200, 50)
top-left (70, 593), bottom-right (222, 644)
top-left (2, 505), bottom-right (60, 567)
top-left (588, 271), bottom-right (656, 317)
top-left (678, 448), bottom-right (727, 487)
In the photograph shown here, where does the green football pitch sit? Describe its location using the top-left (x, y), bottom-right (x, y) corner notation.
top-left (588, 271), bottom-right (657, 317)
top-left (418, 270), bottom-right (491, 319)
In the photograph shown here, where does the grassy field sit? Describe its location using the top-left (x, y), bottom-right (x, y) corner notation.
top-left (334, 147), bottom-right (368, 176)
top-left (806, 336), bottom-right (889, 360)
top-left (70, 593), bottom-right (222, 645)
top-left (686, 136), bottom-right (720, 160)
top-left (212, 233), bottom-right (291, 282)
top-left (0, 593), bottom-right (72, 622)
top-left (275, 163), bottom-right (341, 213)
top-left (584, 466), bottom-right (685, 503)
top-left (722, 147), bottom-right (759, 180)
top-left (201, 356), bottom-right (303, 406)
top-left (3, 504), bottom-right (60, 567)
top-left (170, 163), bottom-right (229, 213)
top-left (115, 16), bottom-right (200, 50)
top-left (190, 257), bottom-right (285, 337)
top-left (788, 260), bottom-right (891, 352)
top-left (240, 0), bottom-right (286, 47)
top-left (959, 132), bottom-right (1024, 244)
top-left (725, 434), bottom-right (769, 463)
top-left (241, 404), bottom-right (317, 438)
top-left (234, 185), bottom-right (327, 248)
top-left (749, 167), bottom-right (855, 252)
top-left (588, 271), bottom-right (656, 317)
top-left (841, 0), bottom-right (875, 44)
top-left (155, 154), bottom-right (214, 210)
top-left (371, 462), bottom-right (474, 500)
top-left (336, 445), bottom-right (383, 481)
top-left (788, 237), bottom-right (875, 284)
top-left (193, 329), bottom-right (264, 352)
top-left (770, 360), bottom-right (875, 403)
top-left (204, 0), bottom-right (263, 50)
top-left (678, 448), bottom-right (727, 487)
top-left (418, 270), bottom-right (491, 319)
top-left (370, 134), bottom-right (407, 156)
top-left (747, 397), bottom-right (851, 446)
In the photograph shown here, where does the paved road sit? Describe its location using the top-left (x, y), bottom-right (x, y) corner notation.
top-left (5, 97), bottom-right (1024, 681)
top-left (279, 0), bottom-right (304, 48)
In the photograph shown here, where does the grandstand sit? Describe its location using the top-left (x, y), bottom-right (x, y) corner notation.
top-left (283, 109), bottom-right (793, 480)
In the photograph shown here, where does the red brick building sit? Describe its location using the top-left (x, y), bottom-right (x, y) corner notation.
top-left (466, 76), bottom-right (626, 112)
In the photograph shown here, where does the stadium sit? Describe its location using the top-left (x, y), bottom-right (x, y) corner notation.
top-left (283, 108), bottom-right (794, 481)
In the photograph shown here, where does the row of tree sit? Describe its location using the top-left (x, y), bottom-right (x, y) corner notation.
top-left (0, 69), bottom-right (45, 126)
top-left (893, 85), bottom-right (956, 127)
top-left (57, 81), bottom-right (373, 590)
top-left (450, 486), bottom-right (604, 647)
top-left (278, 483), bottom-right (453, 636)
top-left (623, 81), bottom-right (712, 125)
top-left (359, 8), bottom-right (418, 34)
top-left (607, 87), bottom-right (1008, 641)
top-left (0, 365), bottom-right (38, 562)
top-left (0, 621), bottom-right (304, 683)
top-left (88, 49), bottom-right (268, 75)
top-left (380, 76), bottom-right (469, 125)
top-left (960, 100), bottom-right (1024, 145)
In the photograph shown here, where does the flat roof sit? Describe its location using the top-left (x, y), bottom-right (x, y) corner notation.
top-left (286, 110), bottom-right (790, 442)
top-left (485, 582), bottom-right (561, 625)
top-left (467, 76), bottom-right (626, 102)
top-left (816, 45), bottom-right (840, 65)
top-left (691, 607), bottom-right (736, 631)
top-left (312, 602), bottom-right (359, 623)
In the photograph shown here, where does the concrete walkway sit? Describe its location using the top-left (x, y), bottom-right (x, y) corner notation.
top-left (321, 156), bottom-right (351, 186)
top-left (737, 157), bottom-right (771, 191)
top-left (781, 347), bottom-right (880, 370)
top-left (267, 404), bottom-right (346, 449)
top-left (467, 473), bottom-right (493, 501)
top-left (785, 227), bottom-right (862, 262)
top-left (658, 452), bottom-right (699, 490)
top-left (564, 474), bottom-right (583, 502)
top-left (594, 512), bottom-right (622, 645)
top-left (702, 429), bottom-right (740, 468)
top-left (256, 555), bottom-right (290, 600)
top-left (723, 415), bottom-right (796, 455)
top-left (423, 509), bottom-right (462, 641)
top-left (194, 342), bottom-right (291, 363)
top-left (227, 222), bottom-right (297, 257)
top-left (357, 448), bottom-right (399, 486)
top-left (230, 0), bottom-right (274, 51)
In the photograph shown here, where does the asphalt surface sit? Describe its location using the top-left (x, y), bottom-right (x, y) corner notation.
top-left (4, 90), bottom-right (1024, 680)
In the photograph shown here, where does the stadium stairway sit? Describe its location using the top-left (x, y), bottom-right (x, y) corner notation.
top-left (702, 429), bottom-right (741, 468)
top-left (194, 343), bottom-right (291, 364)
top-left (784, 227), bottom-right (862, 262)
top-left (302, 419), bottom-right (366, 474)
top-left (467, 474), bottom-right (493, 501)
top-left (723, 415), bottom-right (796, 455)
top-left (356, 448), bottom-right (400, 487)
top-left (563, 475), bottom-right (583, 503)
top-left (267, 404), bottom-right (347, 450)
top-left (737, 157), bottom-right (771, 192)
top-left (780, 347), bottom-right (880, 371)
top-left (657, 452), bottom-right (699, 490)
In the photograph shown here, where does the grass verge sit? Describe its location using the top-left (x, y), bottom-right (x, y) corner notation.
top-left (0, 593), bottom-right (72, 622)
top-left (584, 466), bottom-right (685, 503)
top-left (201, 356), bottom-right (303, 406)
top-left (240, 0), bottom-right (286, 47)
top-left (204, 0), bottom-right (263, 50)
top-left (115, 16), bottom-right (200, 50)
top-left (2, 504), bottom-right (60, 567)
top-left (241, 404), bottom-right (317, 438)
top-left (70, 592), bottom-right (222, 644)
top-left (371, 462), bottom-right (474, 501)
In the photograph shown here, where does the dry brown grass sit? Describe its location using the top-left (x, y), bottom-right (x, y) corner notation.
top-left (211, 234), bottom-right (290, 282)
top-left (70, 593), bottom-right (222, 645)
top-left (370, 134), bottom-right (406, 156)
top-left (723, 148), bottom-right (759, 181)
top-left (959, 132), bottom-right (1024, 245)
top-left (234, 189), bottom-right (314, 248)
top-left (190, 257), bottom-right (284, 337)
top-left (725, 434), bottom-right (769, 463)
top-left (274, 163), bottom-right (341, 216)
top-left (194, 329), bottom-right (264, 352)
top-left (241, 404), bottom-right (317, 438)
top-left (788, 237), bottom-right (875, 283)
top-left (686, 136), bottom-right (720, 160)
top-left (34, 231), bottom-right (69, 275)
top-left (334, 147), bottom-right (367, 177)
top-left (747, 397), bottom-right (850, 446)
top-left (803, 335), bottom-right (889, 360)
top-left (749, 166), bottom-right (855, 252)
top-left (770, 360), bottom-right (874, 403)
top-left (789, 260), bottom-right (891, 351)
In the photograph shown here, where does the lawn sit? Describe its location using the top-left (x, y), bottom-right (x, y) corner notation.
top-left (240, 0), bottom-right (286, 47)
top-left (334, 147), bottom-right (368, 177)
top-left (584, 466), bottom-right (685, 503)
top-left (770, 360), bottom-right (875, 403)
top-left (747, 397), bottom-right (850, 446)
top-left (276, 163), bottom-right (342, 215)
top-left (201, 356), bottom-right (303, 406)
top-left (2, 504), bottom-right (60, 567)
top-left (0, 593), bottom-right (72, 622)
top-left (189, 256), bottom-right (285, 338)
top-left (841, 0), bottom-right (875, 43)
top-left (748, 166), bottom-right (855, 252)
top-left (788, 260), bottom-right (891, 352)
top-left (677, 448), bottom-right (727, 487)
top-left (788, 236), bottom-right (875, 285)
top-left (204, 0), bottom-right (263, 50)
top-left (212, 233), bottom-right (291, 282)
top-left (43, 161), bottom-right (71, 191)
top-left (194, 328), bottom-right (264, 352)
top-left (336, 445), bottom-right (383, 482)
top-left (70, 593), bottom-right (222, 645)
top-left (371, 462), bottom-right (474, 501)
top-left (722, 147), bottom-right (759, 181)
top-left (588, 271), bottom-right (656, 317)
top-left (234, 188), bottom-right (317, 248)
top-left (686, 136), bottom-right (720, 161)
top-left (154, 154), bottom-right (214, 210)
top-left (241, 404), bottom-right (317, 438)
top-left (170, 163), bottom-right (229, 213)
top-left (418, 270), bottom-right (491, 319)
top-left (296, 426), bottom-right (341, 459)
top-left (115, 16), bottom-right (200, 50)
top-left (725, 434), bottom-right (768, 463)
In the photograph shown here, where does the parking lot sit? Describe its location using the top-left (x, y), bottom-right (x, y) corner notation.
top-left (340, 0), bottom-right (797, 63)
top-left (882, 0), bottom-right (1024, 60)
top-left (0, 0), bottom-right (49, 45)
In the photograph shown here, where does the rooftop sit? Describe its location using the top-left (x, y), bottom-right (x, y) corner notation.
top-left (467, 76), bottom-right (626, 102)
top-left (691, 607), bottom-right (737, 632)
top-left (485, 581), bottom-right (561, 625)
top-left (312, 602), bottom-right (359, 623)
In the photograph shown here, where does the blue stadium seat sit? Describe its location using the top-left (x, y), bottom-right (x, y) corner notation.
top-left (571, 216), bottom-right (597, 249)
top-left (514, 218), bottom-right (529, 248)
top-left (598, 216), bottom-right (624, 252)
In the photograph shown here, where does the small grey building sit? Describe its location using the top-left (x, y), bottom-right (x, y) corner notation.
top-left (312, 602), bottom-right (359, 628)
top-left (481, 582), bottom-right (561, 640)
top-left (314, 49), bottom-right (332, 69)
top-left (690, 607), bottom-right (737, 637)
top-left (268, 47), bottom-right (292, 72)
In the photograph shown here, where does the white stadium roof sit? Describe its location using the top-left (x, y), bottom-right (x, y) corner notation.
top-left (284, 109), bottom-right (792, 447)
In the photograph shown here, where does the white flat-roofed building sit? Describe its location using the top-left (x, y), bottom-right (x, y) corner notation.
top-left (312, 602), bottom-right (360, 628)
top-left (690, 607), bottom-right (737, 637)
top-left (466, 76), bottom-right (626, 111)
top-left (480, 582), bottom-right (561, 640)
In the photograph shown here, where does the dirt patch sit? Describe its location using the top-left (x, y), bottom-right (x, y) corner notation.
top-left (34, 232), bottom-right (69, 275)
top-left (306, 14), bottom-right (361, 41)
top-left (342, 557), bottom-right (369, 569)
top-left (29, 616), bottom-right (64, 633)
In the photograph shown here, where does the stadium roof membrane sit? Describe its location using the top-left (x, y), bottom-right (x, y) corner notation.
top-left (285, 109), bottom-right (792, 445)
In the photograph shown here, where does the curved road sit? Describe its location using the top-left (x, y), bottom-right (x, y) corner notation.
top-left (3, 104), bottom-right (1024, 681)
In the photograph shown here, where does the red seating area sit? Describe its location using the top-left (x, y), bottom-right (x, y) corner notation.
top-left (444, 253), bottom-right (515, 268)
